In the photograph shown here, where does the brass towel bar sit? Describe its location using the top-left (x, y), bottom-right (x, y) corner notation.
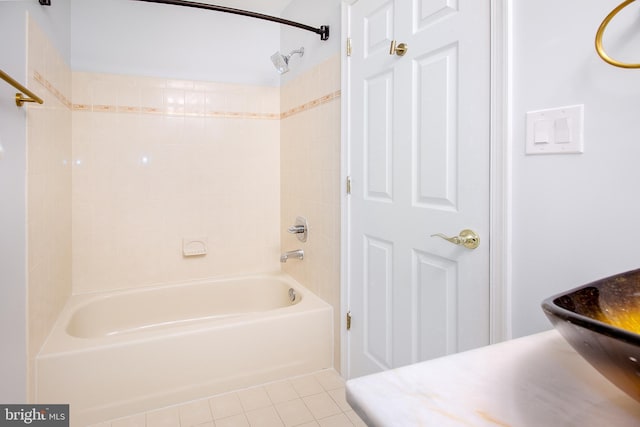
top-left (595, 0), bottom-right (640, 68)
top-left (0, 69), bottom-right (44, 107)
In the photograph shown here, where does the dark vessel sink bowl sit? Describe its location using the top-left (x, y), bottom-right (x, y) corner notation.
top-left (542, 268), bottom-right (640, 403)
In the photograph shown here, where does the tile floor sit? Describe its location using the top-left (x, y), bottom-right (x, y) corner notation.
top-left (91, 370), bottom-right (366, 427)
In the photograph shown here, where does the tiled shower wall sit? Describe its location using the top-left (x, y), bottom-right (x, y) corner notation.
top-left (280, 54), bottom-right (342, 370)
top-left (26, 17), bottom-right (72, 398)
top-left (70, 56), bottom-right (343, 364)
top-left (71, 73), bottom-right (281, 293)
top-left (27, 16), bottom-right (342, 380)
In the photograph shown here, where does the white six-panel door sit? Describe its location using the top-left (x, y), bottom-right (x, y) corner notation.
top-left (346, 0), bottom-right (491, 378)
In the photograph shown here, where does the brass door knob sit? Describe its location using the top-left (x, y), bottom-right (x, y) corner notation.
top-left (431, 229), bottom-right (480, 250)
top-left (389, 40), bottom-right (408, 56)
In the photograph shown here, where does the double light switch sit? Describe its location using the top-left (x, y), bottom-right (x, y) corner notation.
top-left (526, 104), bottom-right (584, 155)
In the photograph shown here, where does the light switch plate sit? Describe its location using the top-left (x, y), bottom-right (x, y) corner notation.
top-left (526, 104), bottom-right (584, 155)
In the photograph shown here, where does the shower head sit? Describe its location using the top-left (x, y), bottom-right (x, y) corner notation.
top-left (270, 47), bottom-right (305, 74)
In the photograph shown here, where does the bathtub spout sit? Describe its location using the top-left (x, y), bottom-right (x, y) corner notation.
top-left (280, 249), bottom-right (304, 263)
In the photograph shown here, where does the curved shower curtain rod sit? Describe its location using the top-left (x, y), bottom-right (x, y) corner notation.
top-left (132, 0), bottom-right (330, 40)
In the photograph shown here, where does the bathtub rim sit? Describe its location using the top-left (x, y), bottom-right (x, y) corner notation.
top-left (65, 271), bottom-right (306, 339)
top-left (38, 271), bottom-right (329, 357)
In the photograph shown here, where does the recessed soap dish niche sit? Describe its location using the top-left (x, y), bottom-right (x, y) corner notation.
top-left (183, 237), bottom-right (207, 257)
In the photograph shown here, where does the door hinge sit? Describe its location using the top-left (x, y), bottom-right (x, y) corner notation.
top-left (346, 38), bottom-right (352, 57)
top-left (346, 311), bottom-right (352, 330)
top-left (346, 176), bottom-right (352, 195)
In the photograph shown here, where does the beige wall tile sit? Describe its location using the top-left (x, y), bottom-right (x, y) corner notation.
top-left (71, 72), bottom-right (281, 293)
top-left (26, 17), bottom-right (72, 400)
top-left (280, 55), bottom-right (342, 372)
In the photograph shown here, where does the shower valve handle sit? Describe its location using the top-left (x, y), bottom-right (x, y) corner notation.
top-left (287, 225), bottom-right (305, 234)
top-left (287, 216), bottom-right (309, 242)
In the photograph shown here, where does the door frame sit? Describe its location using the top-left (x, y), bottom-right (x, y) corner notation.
top-left (339, 0), bottom-right (513, 377)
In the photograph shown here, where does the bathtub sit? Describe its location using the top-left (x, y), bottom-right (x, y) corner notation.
top-left (36, 273), bottom-right (333, 426)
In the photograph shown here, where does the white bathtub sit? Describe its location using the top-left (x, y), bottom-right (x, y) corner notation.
top-left (36, 273), bottom-right (333, 426)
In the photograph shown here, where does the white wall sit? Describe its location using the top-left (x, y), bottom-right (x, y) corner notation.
top-left (511, 0), bottom-right (640, 337)
top-left (0, 3), bottom-right (28, 402)
top-left (0, 0), bottom-right (70, 403)
top-left (71, 0), bottom-right (280, 86)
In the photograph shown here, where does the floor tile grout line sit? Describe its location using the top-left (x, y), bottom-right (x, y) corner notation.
top-left (101, 369), bottom-right (357, 427)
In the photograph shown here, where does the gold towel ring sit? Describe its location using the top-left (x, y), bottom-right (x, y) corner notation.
top-left (595, 0), bottom-right (640, 68)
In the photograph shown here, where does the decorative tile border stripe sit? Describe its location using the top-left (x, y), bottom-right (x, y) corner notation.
top-left (281, 90), bottom-right (341, 119)
top-left (33, 71), bottom-right (72, 109)
top-left (93, 104), bottom-right (117, 113)
top-left (32, 70), bottom-right (340, 120)
top-left (71, 104), bottom-right (281, 120)
top-left (69, 89), bottom-right (340, 120)
top-left (211, 111), bottom-right (281, 120)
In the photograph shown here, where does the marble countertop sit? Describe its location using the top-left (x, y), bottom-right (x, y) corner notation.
top-left (346, 330), bottom-right (640, 426)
